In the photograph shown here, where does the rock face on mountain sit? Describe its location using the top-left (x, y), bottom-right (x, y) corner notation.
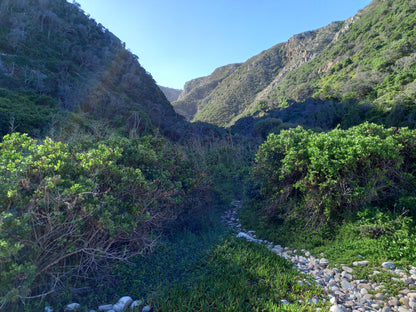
top-left (175, 0), bottom-right (416, 128)
top-left (159, 86), bottom-right (182, 102)
top-left (0, 0), bottom-right (184, 138)
top-left (172, 64), bottom-right (241, 121)
top-left (173, 19), bottom-right (358, 127)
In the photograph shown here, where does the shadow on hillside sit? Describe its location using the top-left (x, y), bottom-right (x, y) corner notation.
top-left (231, 98), bottom-right (371, 138)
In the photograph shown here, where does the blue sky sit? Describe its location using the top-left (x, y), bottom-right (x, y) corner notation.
top-left (74, 0), bottom-right (371, 89)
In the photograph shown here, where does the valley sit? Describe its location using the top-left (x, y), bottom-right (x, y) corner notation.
top-left (1, 0), bottom-right (416, 311)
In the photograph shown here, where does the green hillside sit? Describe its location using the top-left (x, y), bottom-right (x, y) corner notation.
top-left (175, 0), bottom-right (416, 128)
top-left (258, 0), bottom-right (416, 127)
top-left (0, 0), bottom-right (184, 138)
top-left (172, 63), bottom-right (241, 121)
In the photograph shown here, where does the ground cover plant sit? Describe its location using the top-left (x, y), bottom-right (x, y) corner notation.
top-left (148, 237), bottom-right (328, 312)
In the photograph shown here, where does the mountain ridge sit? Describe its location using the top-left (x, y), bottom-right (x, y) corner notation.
top-left (172, 15), bottom-right (361, 127)
top-left (0, 0), bottom-right (185, 138)
top-left (174, 0), bottom-right (416, 129)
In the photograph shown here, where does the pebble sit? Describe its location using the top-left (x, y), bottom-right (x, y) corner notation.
top-left (353, 260), bottom-right (369, 266)
top-left (382, 262), bottom-right (396, 269)
top-left (65, 303), bottom-right (81, 311)
top-left (222, 203), bottom-right (416, 312)
top-left (330, 305), bottom-right (344, 312)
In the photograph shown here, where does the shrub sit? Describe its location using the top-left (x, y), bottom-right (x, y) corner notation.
top-left (0, 133), bottom-right (204, 309)
top-left (253, 122), bottom-right (416, 228)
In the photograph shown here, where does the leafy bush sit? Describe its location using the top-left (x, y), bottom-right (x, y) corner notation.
top-left (0, 133), bottom-right (206, 309)
top-left (0, 88), bottom-right (57, 137)
top-left (253, 122), bottom-right (416, 228)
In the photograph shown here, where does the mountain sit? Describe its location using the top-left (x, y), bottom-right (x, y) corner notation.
top-left (175, 0), bottom-right (416, 128)
top-left (159, 85), bottom-right (182, 102)
top-left (172, 63), bottom-right (241, 121)
top-left (0, 0), bottom-right (184, 138)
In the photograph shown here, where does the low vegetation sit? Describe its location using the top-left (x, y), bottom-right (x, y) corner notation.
top-left (149, 237), bottom-right (327, 312)
top-left (242, 122), bottom-right (416, 271)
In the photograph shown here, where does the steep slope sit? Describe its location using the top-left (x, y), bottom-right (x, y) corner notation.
top-left (0, 0), bottom-right (184, 138)
top-left (256, 0), bottom-right (416, 127)
top-left (177, 0), bottom-right (416, 128)
top-left (174, 19), bottom-right (356, 127)
top-left (159, 85), bottom-right (182, 102)
top-left (172, 63), bottom-right (241, 121)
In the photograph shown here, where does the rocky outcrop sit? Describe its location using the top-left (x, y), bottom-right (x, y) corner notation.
top-left (252, 17), bottom-right (359, 109)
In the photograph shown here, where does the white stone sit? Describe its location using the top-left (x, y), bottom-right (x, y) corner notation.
top-left (341, 271), bottom-right (353, 280)
top-left (65, 303), bottom-right (81, 311)
top-left (45, 307), bottom-right (54, 312)
top-left (408, 293), bottom-right (416, 299)
top-left (375, 293), bottom-right (384, 300)
top-left (382, 262), bottom-right (396, 269)
top-left (320, 258), bottom-right (329, 267)
top-left (236, 232), bottom-right (257, 242)
top-left (280, 299), bottom-right (290, 304)
top-left (341, 279), bottom-right (354, 290)
top-left (329, 305), bottom-right (344, 312)
top-left (353, 260), bottom-right (370, 266)
top-left (98, 305), bottom-right (113, 311)
top-left (112, 296), bottom-right (133, 312)
top-left (142, 306), bottom-right (151, 312)
top-left (130, 300), bottom-right (143, 308)
top-left (112, 303), bottom-right (124, 312)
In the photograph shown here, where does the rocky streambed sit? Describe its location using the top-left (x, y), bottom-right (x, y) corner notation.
top-left (52, 200), bottom-right (416, 312)
top-left (223, 200), bottom-right (416, 312)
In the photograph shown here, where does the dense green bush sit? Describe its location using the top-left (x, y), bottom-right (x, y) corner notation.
top-left (0, 133), bottom-right (207, 309)
top-left (0, 88), bottom-right (57, 137)
top-left (253, 122), bottom-right (416, 228)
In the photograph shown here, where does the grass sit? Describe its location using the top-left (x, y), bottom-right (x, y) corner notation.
top-left (148, 237), bottom-right (328, 311)
top-left (52, 216), bottom-right (329, 312)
